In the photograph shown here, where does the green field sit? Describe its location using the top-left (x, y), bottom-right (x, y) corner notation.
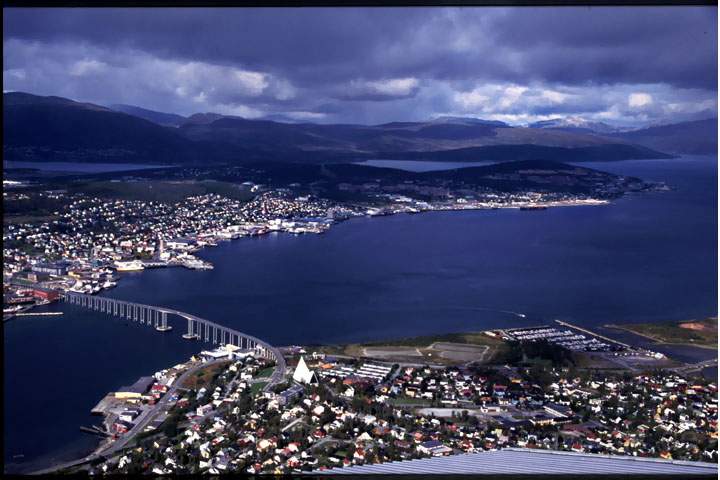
top-left (256, 367), bottom-right (275, 378)
top-left (312, 331), bottom-right (507, 365)
top-left (609, 318), bottom-right (717, 348)
top-left (361, 331), bottom-right (504, 348)
top-left (250, 381), bottom-right (269, 395)
top-left (180, 361), bottom-right (232, 389)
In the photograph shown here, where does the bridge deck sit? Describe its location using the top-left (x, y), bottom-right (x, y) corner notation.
top-left (62, 292), bottom-right (286, 388)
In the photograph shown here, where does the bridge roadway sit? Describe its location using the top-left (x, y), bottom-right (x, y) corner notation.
top-left (63, 291), bottom-right (286, 387)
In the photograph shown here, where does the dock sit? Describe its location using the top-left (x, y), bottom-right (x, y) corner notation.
top-left (91, 393), bottom-right (119, 415)
top-left (554, 319), bottom-right (632, 349)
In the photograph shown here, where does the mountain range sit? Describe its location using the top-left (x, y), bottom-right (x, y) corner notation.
top-left (610, 118), bottom-right (718, 155)
top-left (527, 117), bottom-right (625, 135)
top-left (4, 92), bottom-right (715, 165)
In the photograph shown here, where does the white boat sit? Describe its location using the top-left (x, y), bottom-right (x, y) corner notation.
top-left (103, 281), bottom-right (117, 289)
top-left (114, 260), bottom-right (145, 272)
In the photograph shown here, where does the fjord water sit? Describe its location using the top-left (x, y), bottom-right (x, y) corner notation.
top-left (4, 161), bottom-right (171, 173)
top-left (4, 156), bottom-right (717, 472)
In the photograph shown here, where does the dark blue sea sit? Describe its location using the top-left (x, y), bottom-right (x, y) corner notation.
top-left (4, 156), bottom-right (717, 472)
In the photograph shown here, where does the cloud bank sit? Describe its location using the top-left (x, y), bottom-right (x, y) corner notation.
top-left (3, 7), bottom-right (717, 126)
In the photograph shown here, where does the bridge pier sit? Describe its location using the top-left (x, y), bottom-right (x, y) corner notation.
top-left (183, 319), bottom-right (195, 339)
top-left (156, 311), bottom-right (171, 332)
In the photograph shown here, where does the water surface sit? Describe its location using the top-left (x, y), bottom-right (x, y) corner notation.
top-left (4, 161), bottom-right (172, 174)
top-left (355, 159), bottom-right (491, 171)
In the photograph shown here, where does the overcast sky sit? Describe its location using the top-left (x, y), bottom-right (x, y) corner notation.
top-left (3, 7), bottom-right (717, 126)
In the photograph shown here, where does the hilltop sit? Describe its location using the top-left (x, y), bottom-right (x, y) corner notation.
top-left (4, 92), bottom-right (688, 166)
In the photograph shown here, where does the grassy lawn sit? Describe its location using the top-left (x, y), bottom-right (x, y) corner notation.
top-left (610, 318), bottom-right (717, 348)
top-left (363, 331), bottom-right (503, 348)
top-left (312, 331), bottom-right (507, 364)
top-left (256, 366), bottom-right (275, 378)
top-left (250, 381), bottom-right (268, 396)
top-left (180, 361), bottom-right (231, 389)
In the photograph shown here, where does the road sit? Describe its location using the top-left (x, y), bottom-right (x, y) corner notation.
top-left (265, 361), bottom-right (286, 391)
top-left (670, 358), bottom-right (718, 374)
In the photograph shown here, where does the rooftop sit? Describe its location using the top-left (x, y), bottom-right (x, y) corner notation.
top-left (117, 376), bottom-right (155, 395)
top-left (321, 448), bottom-right (719, 475)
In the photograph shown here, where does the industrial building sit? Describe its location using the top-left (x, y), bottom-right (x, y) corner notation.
top-left (115, 376), bottom-right (155, 400)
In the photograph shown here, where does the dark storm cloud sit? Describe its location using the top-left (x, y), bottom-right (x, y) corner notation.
top-left (3, 7), bottom-right (717, 125)
top-left (3, 8), bottom-right (423, 86)
top-left (487, 8), bottom-right (717, 90)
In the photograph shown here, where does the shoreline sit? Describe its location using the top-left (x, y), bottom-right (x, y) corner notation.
top-left (604, 323), bottom-right (718, 351)
top-left (12, 313), bottom-right (714, 472)
top-left (120, 196), bottom-right (611, 287)
top-left (8, 194), bottom-right (613, 320)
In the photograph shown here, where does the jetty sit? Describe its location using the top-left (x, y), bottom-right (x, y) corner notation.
top-left (554, 319), bottom-right (632, 349)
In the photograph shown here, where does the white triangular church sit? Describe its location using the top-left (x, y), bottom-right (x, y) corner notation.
top-left (293, 356), bottom-right (318, 385)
